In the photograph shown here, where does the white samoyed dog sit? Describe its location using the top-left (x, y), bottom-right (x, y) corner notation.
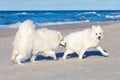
top-left (62, 25), bottom-right (109, 60)
top-left (11, 20), bottom-right (35, 65)
top-left (11, 20), bottom-right (63, 65)
top-left (31, 28), bottom-right (63, 62)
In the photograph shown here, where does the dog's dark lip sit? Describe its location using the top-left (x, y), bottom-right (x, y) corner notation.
top-left (59, 43), bottom-right (66, 47)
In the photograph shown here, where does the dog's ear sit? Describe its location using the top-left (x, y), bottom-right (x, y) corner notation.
top-left (57, 32), bottom-right (62, 41)
top-left (97, 25), bottom-right (101, 28)
top-left (92, 25), bottom-right (96, 29)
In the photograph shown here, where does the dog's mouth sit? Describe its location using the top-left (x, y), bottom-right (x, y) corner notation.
top-left (59, 40), bottom-right (66, 47)
top-left (59, 43), bottom-right (66, 47)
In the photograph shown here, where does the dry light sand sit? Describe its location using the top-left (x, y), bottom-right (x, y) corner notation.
top-left (0, 22), bottom-right (120, 80)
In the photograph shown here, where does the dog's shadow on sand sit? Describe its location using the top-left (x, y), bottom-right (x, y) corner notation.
top-left (23, 51), bottom-right (103, 63)
top-left (23, 55), bottom-right (56, 63)
top-left (83, 51), bottom-right (103, 58)
top-left (57, 51), bottom-right (103, 59)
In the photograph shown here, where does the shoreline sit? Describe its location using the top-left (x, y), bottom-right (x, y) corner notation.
top-left (0, 21), bottom-right (119, 38)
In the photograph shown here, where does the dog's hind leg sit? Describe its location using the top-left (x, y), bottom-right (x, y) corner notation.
top-left (63, 49), bottom-right (74, 60)
top-left (44, 50), bottom-right (57, 60)
top-left (77, 50), bottom-right (86, 60)
top-left (16, 54), bottom-right (23, 65)
top-left (31, 50), bottom-right (38, 62)
top-left (50, 51), bottom-right (57, 60)
top-left (11, 50), bottom-right (18, 64)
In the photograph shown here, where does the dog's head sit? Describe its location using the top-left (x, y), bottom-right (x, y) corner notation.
top-left (91, 25), bottom-right (104, 40)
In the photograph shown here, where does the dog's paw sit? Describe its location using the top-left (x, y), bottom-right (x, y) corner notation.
top-left (103, 53), bottom-right (109, 57)
top-left (11, 59), bottom-right (16, 64)
top-left (54, 58), bottom-right (58, 61)
top-left (63, 57), bottom-right (67, 60)
top-left (31, 60), bottom-right (39, 63)
top-left (78, 56), bottom-right (84, 60)
top-left (18, 63), bottom-right (24, 65)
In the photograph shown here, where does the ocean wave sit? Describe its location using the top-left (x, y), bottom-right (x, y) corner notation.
top-left (0, 21), bottom-right (91, 29)
top-left (105, 15), bottom-right (120, 19)
top-left (44, 12), bottom-right (53, 15)
top-left (0, 22), bottom-right (21, 29)
top-left (81, 20), bottom-right (90, 23)
top-left (83, 12), bottom-right (97, 14)
top-left (14, 12), bottom-right (29, 15)
top-left (111, 12), bottom-right (120, 15)
top-left (105, 15), bottom-right (114, 18)
top-left (82, 11), bottom-right (101, 16)
top-left (36, 22), bottom-right (80, 26)
top-left (36, 21), bottom-right (90, 26)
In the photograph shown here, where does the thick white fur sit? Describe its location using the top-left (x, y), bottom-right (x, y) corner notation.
top-left (63, 25), bottom-right (109, 60)
top-left (11, 20), bottom-right (62, 65)
top-left (11, 20), bottom-right (35, 65)
top-left (31, 28), bottom-right (63, 62)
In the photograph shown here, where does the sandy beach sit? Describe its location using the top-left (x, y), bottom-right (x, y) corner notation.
top-left (0, 22), bottom-right (120, 80)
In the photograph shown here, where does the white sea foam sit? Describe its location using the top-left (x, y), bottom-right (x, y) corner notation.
top-left (36, 21), bottom-right (89, 27)
top-left (14, 12), bottom-right (28, 15)
top-left (83, 12), bottom-right (97, 14)
top-left (44, 12), bottom-right (53, 14)
top-left (0, 20), bottom-right (91, 29)
top-left (81, 20), bottom-right (90, 23)
top-left (82, 12), bottom-right (101, 16)
top-left (105, 15), bottom-right (114, 18)
top-left (105, 15), bottom-right (120, 19)
top-left (76, 12), bottom-right (97, 16)
top-left (0, 22), bottom-right (21, 29)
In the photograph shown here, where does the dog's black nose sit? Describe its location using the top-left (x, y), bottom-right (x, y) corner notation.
top-left (98, 36), bottom-right (101, 40)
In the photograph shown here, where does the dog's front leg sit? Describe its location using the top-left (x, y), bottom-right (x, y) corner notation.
top-left (96, 46), bottom-right (109, 57)
top-left (77, 50), bottom-right (86, 60)
top-left (44, 50), bottom-right (57, 60)
top-left (63, 50), bottom-right (74, 60)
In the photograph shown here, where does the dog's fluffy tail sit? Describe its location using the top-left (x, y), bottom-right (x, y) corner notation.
top-left (18, 19), bottom-right (36, 34)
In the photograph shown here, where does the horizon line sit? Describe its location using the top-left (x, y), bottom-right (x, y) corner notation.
top-left (0, 10), bottom-right (120, 11)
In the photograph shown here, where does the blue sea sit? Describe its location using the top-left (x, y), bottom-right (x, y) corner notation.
top-left (0, 10), bottom-right (120, 29)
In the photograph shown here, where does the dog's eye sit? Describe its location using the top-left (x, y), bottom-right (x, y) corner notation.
top-left (95, 33), bottom-right (98, 35)
top-left (99, 33), bottom-right (101, 35)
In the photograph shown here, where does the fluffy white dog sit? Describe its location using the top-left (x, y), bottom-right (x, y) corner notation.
top-left (30, 28), bottom-right (63, 62)
top-left (11, 20), bottom-right (63, 65)
top-left (62, 25), bottom-right (109, 60)
top-left (11, 20), bottom-right (35, 65)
